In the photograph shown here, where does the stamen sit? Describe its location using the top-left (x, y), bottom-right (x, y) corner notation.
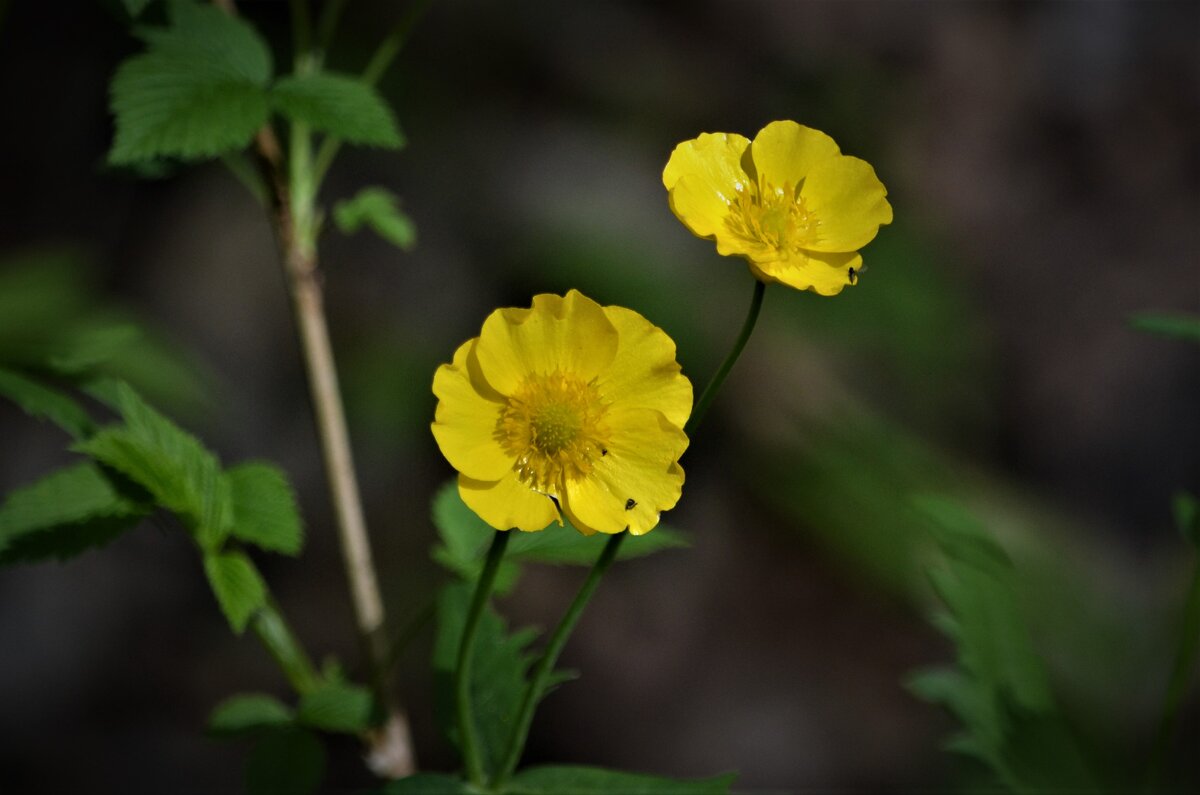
top-left (725, 178), bottom-right (819, 256)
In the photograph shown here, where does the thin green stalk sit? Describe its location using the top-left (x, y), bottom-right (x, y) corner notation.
top-left (314, 0), bottom-right (350, 61)
top-left (311, 0), bottom-right (434, 187)
top-left (288, 0), bottom-right (313, 63)
top-left (493, 532), bottom-right (624, 788)
top-left (686, 278), bottom-right (765, 436)
top-left (457, 530), bottom-right (511, 786)
top-left (1146, 557), bottom-right (1200, 789)
top-left (252, 597), bottom-right (320, 694)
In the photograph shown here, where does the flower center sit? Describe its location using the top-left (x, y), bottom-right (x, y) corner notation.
top-left (726, 178), bottom-right (818, 254)
top-left (497, 372), bottom-right (610, 495)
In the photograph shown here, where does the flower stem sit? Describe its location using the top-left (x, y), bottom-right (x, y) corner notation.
top-left (493, 531), bottom-right (624, 789)
top-left (685, 279), bottom-right (765, 436)
top-left (1145, 555), bottom-right (1200, 789)
top-left (457, 530), bottom-right (512, 786)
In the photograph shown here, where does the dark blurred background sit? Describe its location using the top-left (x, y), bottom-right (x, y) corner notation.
top-left (1, 0), bottom-right (1197, 791)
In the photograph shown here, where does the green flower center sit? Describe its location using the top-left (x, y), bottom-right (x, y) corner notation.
top-left (727, 179), bottom-right (818, 254)
top-left (498, 372), bottom-right (610, 494)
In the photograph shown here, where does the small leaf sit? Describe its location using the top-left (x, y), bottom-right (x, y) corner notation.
top-left (204, 550), bottom-right (268, 634)
top-left (0, 462), bottom-right (147, 564)
top-left (333, 188), bottom-right (417, 251)
top-left (75, 382), bottom-right (231, 547)
top-left (1130, 312), bottom-right (1200, 344)
top-left (1173, 492), bottom-right (1199, 547)
top-left (0, 367), bottom-right (95, 439)
top-left (209, 693), bottom-right (294, 736)
top-left (109, 5), bottom-right (273, 164)
top-left (227, 462), bottom-right (304, 555)
top-left (505, 765), bottom-right (737, 795)
top-left (245, 728), bottom-right (325, 795)
top-left (45, 324), bottom-right (141, 374)
top-left (270, 73), bottom-right (404, 147)
top-left (380, 774), bottom-right (472, 794)
top-left (296, 680), bottom-right (375, 734)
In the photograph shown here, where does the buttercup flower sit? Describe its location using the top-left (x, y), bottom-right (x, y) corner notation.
top-left (432, 290), bottom-right (691, 536)
top-left (663, 120), bottom-right (892, 295)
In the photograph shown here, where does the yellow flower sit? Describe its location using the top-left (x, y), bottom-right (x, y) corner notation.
top-left (663, 120), bottom-right (893, 295)
top-left (432, 290), bottom-right (691, 536)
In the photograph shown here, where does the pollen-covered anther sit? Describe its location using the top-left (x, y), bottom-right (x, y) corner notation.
top-left (727, 180), bottom-right (818, 253)
top-left (498, 372), bottom-right (610, 495)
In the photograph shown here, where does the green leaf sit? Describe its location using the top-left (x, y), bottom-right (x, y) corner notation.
top-left (432, 582), bottom-right (551, 776)
top-left (431, 481), bottom-right (687, 588)
top-left (1174, 492), bottom-right (1200, 548)
top-left (270, 73), bottom-right (404, 147)
top-left (208, 693), bottom-right (294, 736)
top-left (227, 462), bottom-right (304, 555)
top-left (0, 367), bottom-right (95, 439)
top-left (75, 382), bottom-right (231, 548)
top-left (296, 680), bottom-right (375, 734)
top-left (245, 728), bottom-right (325, 795)
top-left (0, 462), bottom-right (148, 564)
top-left (380, 774), bottom-right (472, 794)
top-left (204, 550), bottom-right (267, 634)
top-left (44, 324), bottom-right (141, 374)
top-left (505, 766), bottom-right (737, 795)
top-left (333, 187), bottom-right (418, 251)
top-left (109, 4), bottom-right (273, 164)
top-left (1130, 312), bottom-right (1200, 344)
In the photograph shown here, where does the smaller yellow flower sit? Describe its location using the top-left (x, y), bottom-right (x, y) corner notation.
top-left (431, 290), bottom-right (691, 536)
top-left (663, 120), bottom-right (893, 295)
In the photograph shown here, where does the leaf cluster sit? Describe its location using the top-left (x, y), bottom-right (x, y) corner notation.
top-left (906, 496), bottom-right (1098, 792)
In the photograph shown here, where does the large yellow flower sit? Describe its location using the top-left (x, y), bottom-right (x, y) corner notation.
top-left (663, 120), bottom-right (892, 295)
top-left (432, 290), bottom-right (691, 536)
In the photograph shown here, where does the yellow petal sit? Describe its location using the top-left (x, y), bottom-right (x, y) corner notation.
top-left (800, 155), bottom-right (893, 252)
top-left (663, 133), bottom-right (752, 243)
top-left (560, 408), bottom-right (687, 535)
top-left (597, 305), bottom-right (693, 429)
top-left (431, 339), bottom-right (513, 480)
top-left (753, 250), bottom-right (861, 297)
top-left (749, 121), bottom-right (840, 186)
top-left (459, 471), bottom-right (560, 532)
top-left (475, 290), bottom-right (619, 395)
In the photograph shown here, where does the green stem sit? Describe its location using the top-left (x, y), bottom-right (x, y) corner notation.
top-left (686, 278), bottom-right (765, 436)
top-left (252, 597), bottom-right (320, 694)
top-left (314, 0), bottom-right (349, 60)
top-left (288, 0), bottom-right (313, 64)
top-left (1146, 556), bottom-right (1200, 789)
top-left (456, 530), bottom-right (511, 785)
top-left (311, 0), bottom-right (434, 187)
top-left (493, 532), bottom-right (624, 789)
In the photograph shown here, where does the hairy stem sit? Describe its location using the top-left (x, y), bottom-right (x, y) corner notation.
top-left (686, 278), bottom-right (765, 436)
top-left (252, 597), bottom-right (320, 694)
top-left (456, 531), bottom-right (511, 786)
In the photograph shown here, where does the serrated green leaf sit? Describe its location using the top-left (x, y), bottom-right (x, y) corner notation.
top-left (109, 5), bottom-right (273, 164)
top-left (75, 382), bottom-right (231, 547)
top-left (245, 728), bottom-right (325, 795)
top-left (433, 582), bottom-right (554, 776)
top-left (380, 773), bottom-right (472, 794)
top-left (204, 550), bottom-right (267, 634)
top-left (1173, 492), bottom-right (1199, 548)
top-left (0, 462), bottom-right (147, 564)
top-left (1130, 312), bottom-right (1200, 344)
top-left (227, 462), bottom-right (304, 555)
top-left (431, 481), bottom-right (687, 587)
top-left (270, 73), bottom-right (404, 147)
top-left (295, 680), bottom-right (375, 734)
top-left (208, 693), bottom-right (294, 736)
top-left (0, 367), bottom-right (95, 439)
top-left (333, 187), bottom-right (417, 251)
top-left (505, 766), bottom-right (737, 795)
